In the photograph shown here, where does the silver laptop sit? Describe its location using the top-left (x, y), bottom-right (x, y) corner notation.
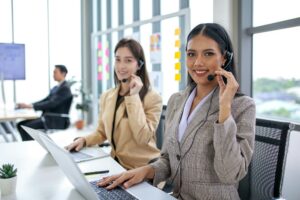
top-left (38, 130), bottom-right (176, 200)
top-left (21, 126), bottom-right (109, 162)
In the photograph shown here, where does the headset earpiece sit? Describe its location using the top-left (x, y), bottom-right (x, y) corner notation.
top-left (222, 51), bottom-right (233, 71)
top-left (226, 51), bottom-right (233, 62)
top-left (138, 60), bottom-right (144, 69)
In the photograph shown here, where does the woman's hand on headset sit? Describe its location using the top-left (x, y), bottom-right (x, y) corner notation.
top-left (129, 74), bottom-right (143, 96)
top-left (215, 68), bottom-right (239, 123)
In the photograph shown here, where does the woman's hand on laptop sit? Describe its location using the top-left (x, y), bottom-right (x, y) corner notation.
top-left (65, 137), bottom-right (86, 151)
top-left (97, 165), bottom-right (155, 189)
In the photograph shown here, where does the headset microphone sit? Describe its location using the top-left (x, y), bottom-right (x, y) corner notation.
top-left (120, 60), bottom-right (143, 83)
top-left (207, 51), bottom-right (233, 81)
top-left (207, 74), bottom-right (215, 81)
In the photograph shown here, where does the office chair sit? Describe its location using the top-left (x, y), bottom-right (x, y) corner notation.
top-left (147, 105), bottom-right (168, 166)
top-left (41, 95), bottom-right (73, 133)
top-left (153, 105), bottom-right (173, 193)
top-left (238, 118), bottom-right (292, 200)
top-left (156, 105), bottom-right (167, 149)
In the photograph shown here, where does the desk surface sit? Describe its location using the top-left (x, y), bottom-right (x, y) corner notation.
top-left (0, 128), bottom-right (173, 200)
top-left (0, 129), bottom-right (124, 200)
top-left (0, 109), bottom-right (40, 142)
top-left (0, 109), bottom-right (39, 121)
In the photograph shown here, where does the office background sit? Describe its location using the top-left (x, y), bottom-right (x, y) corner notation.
top-left (0, 1), bottom-right (300, 198)
top-left (1, 0), bottom-right (299, 125)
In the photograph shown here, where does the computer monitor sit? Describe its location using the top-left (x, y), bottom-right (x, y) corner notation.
top-left (0, 43), bottom-right (26, 80)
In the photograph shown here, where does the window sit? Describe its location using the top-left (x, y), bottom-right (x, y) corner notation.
top-left (124, 0), bottom-right (133, 26)
top-left (252, 1), bottom-right (300, 122)
top-left (161, 0), bottom-right (179, 15)
top-left (0, 0), bottom-right (81, 118)
top-left (14, 0), bottom-right (49, 103)
top-left (111, 0), bottom-right (118, 28)
top-left (0, 0), bottom-right (12, 42)
top-left (140, 0), bottom-right (152, 21)
top-left (253, 27), bottom-right (300, 122)
top-left (253, 0), bottom-right (300, 26)
top-left (48, 0), bottom-right (81, 87)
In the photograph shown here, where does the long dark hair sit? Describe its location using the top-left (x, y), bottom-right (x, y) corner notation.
top-left (113, 38), bottom-right (150, 101)
top-left (186, 23), bottom-right (239, 88)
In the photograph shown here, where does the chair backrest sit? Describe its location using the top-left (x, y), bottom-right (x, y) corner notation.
top-left (42, 95), bottom-right (74, 131)
top-left (156, 105), bottom-right (167, 149)
top-left (61, 95), bottom-right (73, 128)
top-left (65, 95), bottom-right (74, 114)
top-left (238, 118), bottom-right (291, 200)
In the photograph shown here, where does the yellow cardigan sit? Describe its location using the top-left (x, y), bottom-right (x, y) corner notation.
top-left (85, 86), bottom-right (162, 169)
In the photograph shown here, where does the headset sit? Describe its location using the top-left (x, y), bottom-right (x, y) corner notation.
top-left (121, 59), bottom-right (144, 83)
top-left (207, 51), bottom-right (233, 81)
top-left (223, 51), bottom-right (233, 70)
top-left (138, 59), bottom-right (144, 69)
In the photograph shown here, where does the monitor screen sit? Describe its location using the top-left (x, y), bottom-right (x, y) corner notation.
top-left (0, 43), bottom-right (25, 80)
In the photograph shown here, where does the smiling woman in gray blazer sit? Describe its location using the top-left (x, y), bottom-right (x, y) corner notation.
top-left (98, 23), bottom-right (256, 200)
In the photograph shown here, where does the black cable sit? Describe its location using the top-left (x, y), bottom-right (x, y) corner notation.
top-left (168, 87), bottom-right (218, 190)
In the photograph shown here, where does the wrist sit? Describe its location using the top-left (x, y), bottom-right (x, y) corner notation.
top-left (219, 105), bottom-right (231, 124)
top-left (145, 165), bottom-right (155, 179)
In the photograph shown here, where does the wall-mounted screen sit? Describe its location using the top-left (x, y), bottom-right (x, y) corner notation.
top-left (0, 43), bottom-right (25, 80)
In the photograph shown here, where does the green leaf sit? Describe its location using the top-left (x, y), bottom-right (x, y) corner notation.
top-left (0, 163), bottom-right (17, 178)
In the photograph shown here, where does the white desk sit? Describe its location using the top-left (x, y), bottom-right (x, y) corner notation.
top-left (0, 129), bottom-right (173, 200)
top-left (0, 129), bottom-right (120, 200)
top-left (0, 109), bottom-right (39, 142)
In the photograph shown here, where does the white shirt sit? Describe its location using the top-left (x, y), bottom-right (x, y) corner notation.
top-left (178, 87), bottom-right (214, 142)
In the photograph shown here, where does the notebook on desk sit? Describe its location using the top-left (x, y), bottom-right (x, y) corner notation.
top-left (21, 126), bottom-right (109, 163)
top-left (37, 125), bottom-right (176, 200)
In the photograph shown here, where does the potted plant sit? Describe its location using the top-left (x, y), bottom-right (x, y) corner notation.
top-left (75, 88), bottom-right (92, 130)
top-left (0, 163), bottom-right (17, 196)
top-left (67, 78), bottom-right (92, 130)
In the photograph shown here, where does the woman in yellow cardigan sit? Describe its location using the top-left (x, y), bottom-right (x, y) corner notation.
top-left (66, 38), bottom-right (162, 169)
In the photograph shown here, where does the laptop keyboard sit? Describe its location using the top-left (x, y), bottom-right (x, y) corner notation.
top-left (90, 180), bottom-right (139, 200)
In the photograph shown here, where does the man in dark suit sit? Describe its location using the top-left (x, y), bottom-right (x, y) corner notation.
top-left (16, 65), bottom-right (72, 141)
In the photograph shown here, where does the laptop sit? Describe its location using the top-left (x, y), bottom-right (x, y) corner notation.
top-left (21, 126), bottom-right (109, 163)
top-left (38, 128), bottom-right (176, 200)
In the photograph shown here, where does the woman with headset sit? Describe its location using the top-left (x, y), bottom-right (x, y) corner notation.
top-left (66, 38), bottom-right (161, 170)
top-left (97, 23), bottom-right (256, 199)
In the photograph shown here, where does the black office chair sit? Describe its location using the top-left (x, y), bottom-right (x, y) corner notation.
top-left (238, 118), bottom-right (292, 200)
top-left (41, 95), bottom-right (73, 133)
top-left (153, 105), bottom-right (173, 193)
top-left (156, 105), bottom-right (167, 149)
top-left (147, 105), bottom-right (167, 164)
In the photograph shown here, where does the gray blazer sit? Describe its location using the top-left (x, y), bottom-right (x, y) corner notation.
top-left (151, 85), bottom-right (256, 200)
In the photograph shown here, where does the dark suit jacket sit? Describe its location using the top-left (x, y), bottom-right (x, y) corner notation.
top-left (33, 81), bottom-right (72, 129)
